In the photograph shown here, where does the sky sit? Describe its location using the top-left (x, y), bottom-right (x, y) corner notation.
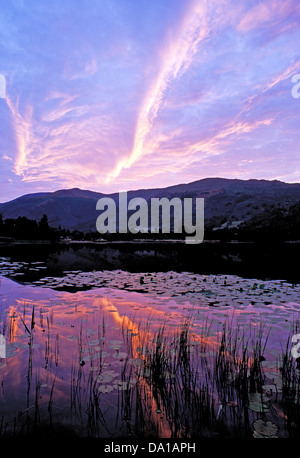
top-left (0, 0), bottom-right (300, 202)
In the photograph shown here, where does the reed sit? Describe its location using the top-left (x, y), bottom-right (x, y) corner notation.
top-left (1, 306), bottom-right (300, 440)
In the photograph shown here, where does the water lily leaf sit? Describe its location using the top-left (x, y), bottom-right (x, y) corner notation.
top-left (87, 366), bottom-right (99, 372)
top-left (113, 352), bottom-right (128, 360)
top-left (248, 401), bottom-right (269, 412)
top-left (97, 374), bottom-right (114, 383)
top-left (109, 340), bottom-right (123, 345)
top-left (253, 419), bottom-right (278, 437)
top-left (67, 335), bottom-right (77, 341)
top-left (109, 340), bottom-right (123, 350)
top-left (130, 358), bottom-right (144, 366)
top-left (113, 381), bottom-right (134, 391)
top-left (261, 361), bottom-right (277, 369)
top-left (98, 385), bottom-right (114, 393)
top-left (103, 370), bottom-right (119, 377)
top-left (262, 384), bottom-right (278, 393)
top-left (94, 347), bottom-right (106, 354)
top-left (249, 393), bottom-right (269, 403)
top-left (267, 375), bottom-right (283, 390)
top-left (253, 430), bottom-right (278, 439)
top-left (88, 339), bottom-right (100, 346)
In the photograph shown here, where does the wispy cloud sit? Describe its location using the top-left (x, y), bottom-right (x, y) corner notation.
top-left (263, 60), bottom-right (300, 92)
top-left (5, 95), bottom-right (34, 177)
top-left (237, 0), bottom-right (300, 32)
top-left (0, 0), bottom-right (299, 201)
top-left (107, 1), bottom-right (211, 182)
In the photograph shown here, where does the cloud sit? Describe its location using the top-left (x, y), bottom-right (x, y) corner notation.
top-left (5, 95), bottom-right (34, 177)
top-left (0, 0), bottom-right (300, 202)
top-left (186, 118), bottom-right (274, 159)
top-left (263, 60), bottom-right (300, 92)
top-left (107, 0), bottom-right (211, 182)
top-left (2, 154), bottom-right (13, 161)
top-left (237, 0), bottom-right (300, 32)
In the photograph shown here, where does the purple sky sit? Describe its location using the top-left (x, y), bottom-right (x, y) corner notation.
top-left (0, 0), bottom-right (300, 202)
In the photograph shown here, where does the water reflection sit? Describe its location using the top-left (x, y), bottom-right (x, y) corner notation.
top-left (1, 271), bottom-right (300, 438)
top-left (1, 241), bottom-right (299, 283)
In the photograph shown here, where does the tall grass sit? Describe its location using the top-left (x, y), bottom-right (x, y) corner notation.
top-left (1, 307), bottom-right (300, 439)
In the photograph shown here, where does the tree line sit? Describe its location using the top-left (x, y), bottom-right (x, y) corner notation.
top-left (1, 200), bottom-right (299, 242)
top-left (0, 214), bottom-right (60, 240)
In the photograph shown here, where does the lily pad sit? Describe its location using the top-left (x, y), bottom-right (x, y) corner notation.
top-left (253, 419), bottom-right (278, 437)
top-left (87, 366), bottom-right (100, 372)
top-left (113, 380), bottom-right (134, 391)
top-left (67, 335), bottom-right (78, 341)
top-left (253, 430), bottom-right (278, 439)
top-left (98, 385), bottom-right (114, 393)
top-left (88, 339), bottom-right (100, 346)
top-left (249, 393), bottom-right (269, 403)
top-left (129, 358), bottom-right (144, 366)
top-left (248, 401), bottom-right (269, 413)
top-left (261, 361), bottom-right (277, 369)
top-left (113, 352), bottom-right (128, 360)
top-left (97, 374), bottom-right (114, 383)
top-left (262, 384), bottom-right (279, 393)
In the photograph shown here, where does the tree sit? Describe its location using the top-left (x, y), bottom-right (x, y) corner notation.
top-left (39, 214), bottom-right (50, 238)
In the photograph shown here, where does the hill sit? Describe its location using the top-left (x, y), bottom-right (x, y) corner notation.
top-left (0, 178), bottom-right (300, 235)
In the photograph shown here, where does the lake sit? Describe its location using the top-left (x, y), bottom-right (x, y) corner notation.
top-left (0, 242), bottom-right (299, 439)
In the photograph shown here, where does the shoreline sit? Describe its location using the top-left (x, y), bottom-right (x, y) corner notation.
top-left (1, 238), bottom-right (300, 246)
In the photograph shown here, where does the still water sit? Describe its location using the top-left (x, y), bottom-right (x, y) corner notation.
top-left (0, 243), bottom-right (300, 438)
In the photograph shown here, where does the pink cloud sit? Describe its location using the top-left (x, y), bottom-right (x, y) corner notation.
top-left (106, 1), bottom-right (211, 183)
top-left (237, 0), bottom-right (300, 32)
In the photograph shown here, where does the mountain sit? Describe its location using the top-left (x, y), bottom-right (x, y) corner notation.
top-left (236, 200), bottom-right (300, 241)
top-left (1, 178), bottom-right (300, 233)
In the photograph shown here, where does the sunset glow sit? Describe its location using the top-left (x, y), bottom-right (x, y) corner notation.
top-left (0, 0), bottom-right (300, 201)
